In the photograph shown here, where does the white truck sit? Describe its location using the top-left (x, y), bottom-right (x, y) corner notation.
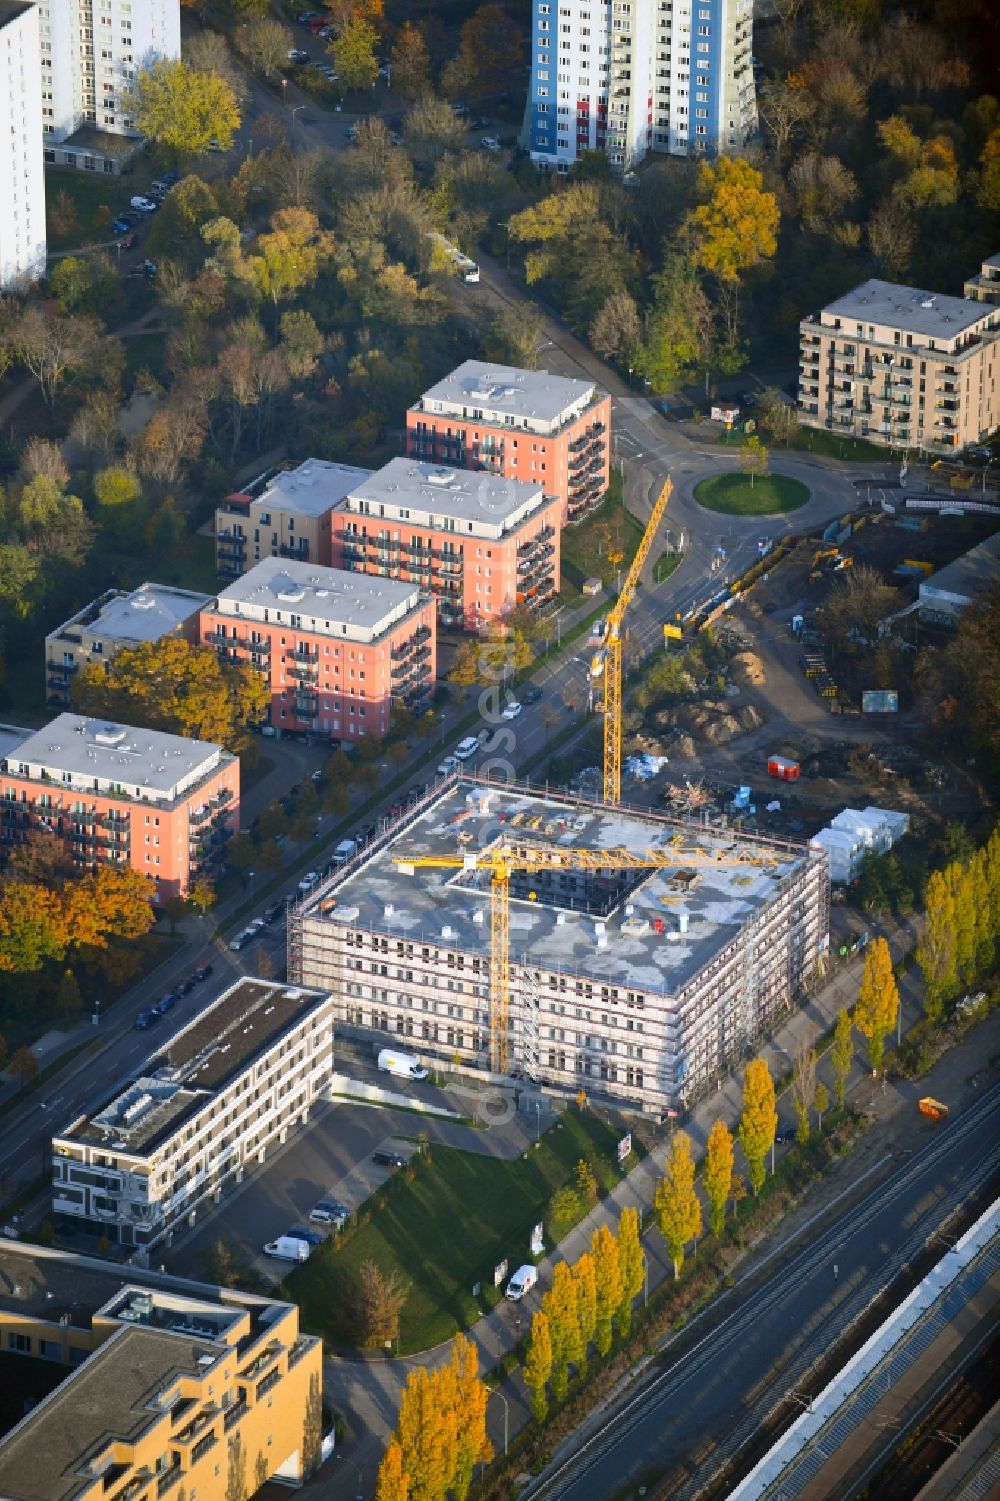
top-left (506, 1264), bottom-right (538, 1300)
top-left (426, 231), bottom-right (480, 283)
top-left (263, 1235), bottom-right (311, 1262)
top-left (377, 1048), bottom-right (428, 1081)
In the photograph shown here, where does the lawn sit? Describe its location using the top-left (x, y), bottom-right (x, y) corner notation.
top-left (45, 169), bottom-right (133, 252)
top-left (693, 472), bottom-right (810, 516)
top-left (287, 1111), bottom-right (631, 1353)
top-left (720, 426), bottom-right (897, 463)
top-left (561, 474), bottom-right (644, 598)
top-left (653, 551), bottom-right (682, 584)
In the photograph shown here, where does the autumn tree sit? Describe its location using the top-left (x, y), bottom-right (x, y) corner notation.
top-left (390, 22), bottom-right (430, 98)
top-left (738, 1058), bottom-right (777, 1195)
top-left (703, 1117), bottom-right (734, 1238)
top-left (544, 1260), bottom-right (578, 1400)
top-left (351, 1260), bottom-right (409, 1348)
top-left (575, 1158), bottom-right (598, 1205)
top-left (524, 1308), bottom-right (553, 1422)
top-left (333, 14), bottom-right (379, 92)
top-left (8, 1046), bottom-right (38, 1089)
top-left (71, 636), bottom-right (268, 753)
top-left (442, 4), bottom-right (525, 99)
top-left (509, 182), bottom-right (638, 332)
top-left (654, 1130), bottom-right (702, 1279)
top-left (739, 435), bottom-right (769, 489)
top-left (9, 305), bottom-right (102, 409)
top-left (93, 466), bottom-right (142, 511)
top-left (590, 290), bottom-right (641, 366)
top-left (634, 254), bottom-right (711, 392)
top-left (947, 860), bottom-right (977, 989)
top-left (684, 158), bottom-right (779, 283)
top-left (791, 1033), bottom-right (817, 1144)
top-left (242, 208), bottom-right (335, 305)
top-left (590, 1223), bottom-right (622, 1358)
top-left (830, 1007), bottom-right (854, 1110)
top-left (124, 58), bottom-right (240, 157)
top-left (0, 882), bottom-right (69, 973)
top-left (279, 309), bottom-right (324, 378)
top-left (916, 868), bottom-right (957, 1023)
top-left (395, 1367), bottom-right (451, 1501)
top-left (402, 96), bottom-right (466, 169)
top-left (814, 1082), bottom-right (830, 1132)
top-left (376, 1441), bottom-right (410, 1501)
top-left (853, 937), bottom-right (899, 1076)
top-left (236, 17), bottom-right (291, 80)
top-left (615, 1206), bottom-right (644, 1336)
top-left (391, 1336), bottom-right (489, 1501)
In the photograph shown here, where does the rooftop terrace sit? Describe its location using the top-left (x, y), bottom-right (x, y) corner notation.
top-left (300, 780), bottom-right (812, 994)
top-left (413, 360), bottom-right (598, 428)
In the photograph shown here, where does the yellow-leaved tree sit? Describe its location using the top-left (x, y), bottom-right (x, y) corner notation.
top-left (738, 1057), bottom-right (777, 1195)
top-left (124, 59), bottom-right (240, 157)
top-left (572, 1251), bottom-right (598, 1371)
top-left (853, 936), bottom-right (899, 1076)
top-left (544, 1259), bottom-right (579, 1401)
top-left (830, 1007), bottom-right (854, 1110)
top-left (615, 1206), bottom-right (645, 1336)
top-left (915, 868), bottom-right (957, 1023)
top-left (523, 1309), bottom-right (553, 1424)
top-left (375, 1440), bottom-right (409, 1501)
top-left (389, 1335), bottom-right (490, 1501)
top-left (653, 1130), bottom-right (702, 1280)
top-left (702, 1117), bottom-right (735, 1238)
top-left (684, 158), bottom-right (779, 283)
top-left (590, 1223), bottom-right (623, 1357)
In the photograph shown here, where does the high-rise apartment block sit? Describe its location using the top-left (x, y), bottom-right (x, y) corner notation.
top-left (215, 459), bottom-right (373, 580)
top-left (526, 0), bottom-right (756, 173)
top-left (35, 0), bottom-right (180, 172)
top-left (200, 559), bottom-right (437, 739)
top-left (798, 264), bottom-right (1000, 453)
top-left (0, 713), bottom-right (238, 899)
top-left (0, 2), bottom-right (46, 288)
top-left (406, 361), bottom-right (611, 524)
top-left (331, 459), bottom-right (562, 630)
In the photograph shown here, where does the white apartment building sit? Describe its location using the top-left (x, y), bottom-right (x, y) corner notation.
top-left (33, 0), bottom-right (179, 149)
top-left (0, 3), bottom-right (46, 288)
top-left (51, 978), bottom-right (335, 1250)
top-left (525, 0), bottom-right (757, 173)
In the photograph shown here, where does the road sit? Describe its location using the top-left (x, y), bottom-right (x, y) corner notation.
top-left (523, 1081), bottom-right (1000, 1501)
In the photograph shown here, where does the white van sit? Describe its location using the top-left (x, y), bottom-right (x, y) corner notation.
top-left (378, 1048), bottom-right (428, 1081)
top-left (455, 736), bottom-right (479, 761)
top-left (332, 838), bottom-right (357, 865)
top-left (506, 1264), bottom-right (538, 1300)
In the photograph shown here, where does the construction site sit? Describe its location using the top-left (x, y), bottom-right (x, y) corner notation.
top-left (287, 779), bottom-right (830, 1115)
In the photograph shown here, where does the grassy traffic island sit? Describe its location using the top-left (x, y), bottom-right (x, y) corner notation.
top-left (285, 1111), bottom-right (641, 1354)
top-left (693, 471), bottom-right (810, 516)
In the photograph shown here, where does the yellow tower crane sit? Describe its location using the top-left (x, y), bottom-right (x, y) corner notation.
top-left (397, 834), bottom-right (783, 1076)
top-left (592, 477), bottom-right (673, 806)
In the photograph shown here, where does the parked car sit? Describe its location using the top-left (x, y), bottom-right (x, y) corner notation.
top-left (129, 195), bottom-right (158, 213)
top-left (406, 784), bottom-right (425, 804)
top-left (120, 233), bottom-right (139, 250)
top-left (437, 755), bottom-right (459, 776)
top-left (287, 48), bottom-right (310, 63)
top-left (228, 928), bottom-right (253, 951)
top-left (310, 1200), bottom-right (350, 1227)
top-left (192, 963), bottom-right (213, 983)
top-left (134, 1009), bottom-right (158, 1030)
top-left (298, 870), bottom-right (320, 893)
top-left (263, 901), bottom-right (283, 924)
top-left (287, 1224), bottom-right (326, 1247)
top-left (112, 216), bottom-right (132, 235)
top-left (501, 699), bottom-right (523, 720)
top-left (153, 992), bottom-right (177, 1016)
top-left (176, 977), bottom-right (196, 997)
top-left (372, 1149), bottom-right (406, 1170)
top-left (775, 1129), bottom-right (794, 1145)
top-left (297, 10), bottom-right (320, 21)
top-left (357, 823), bottom-right (377, 846)
top-left (455, 736), bottom-right (479, 762)
top-left (481, 136), bottom-right (501, 152)
top-left (523, 686), bottom-right (543, 705)
top-left (160, 172), bottom-right (180, 186)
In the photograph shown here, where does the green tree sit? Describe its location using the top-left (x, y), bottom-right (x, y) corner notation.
top-left (333, 15), bottom-right (379, 92)
top-left (279, 309), bottom-right (324, 378)
top-left (54, 969), bottom-right (84, 1020)
top-left (738, 1058), bottom-right (777, 1195)
top-left (653, 1130), bottom-right (702, 1279)
top-left (739, 435), bottom-right (770, 489)
top-left (853, 937), bottom-right (899, 1076)
top-left (791, 1034), bottom-right (817, 1145)
top-left (916, 868), bottom-right (957, 1023)
top-left (634, 254), bottom-right (711, 391)
top-left (703, 1117), bottom-right (734, 1238)
top-left (49, 257), bottom-right (93, 314)
top-left (685, 158), bottom-right (779, 283)
top-left (523, 1309), bottom-right (553, 1423)
top-left (590, 1223), bottom-right (622, 1357)
top-left (124, 58), bottom-right (240, 157)
top-left (947, 860), bottom-right (976, 988)
top-left (575, 1157), bottom-right (598, 1204)
top-left (815, 1081), bottom-right (830, 1132)
top-left (615, 1206), bottom-right (644, 1336)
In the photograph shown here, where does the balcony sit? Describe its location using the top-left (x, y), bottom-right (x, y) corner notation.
top-left (247, 637), bottom-right (271, 656)
top-left (256, 1368), bottom-right (282, 1401)
top-left (279, 543), bottom-right (310, 561)
top-left (288, 647), bottom-right (318, 663)
top-left (223, 1400), bottom-right (248, 1433)
top-left (157, 1467), bottom-right (183, 1499)
top-left (216, 533), bottom-right (246, 555)
top-left (289, 664), bottom-right (318, 682)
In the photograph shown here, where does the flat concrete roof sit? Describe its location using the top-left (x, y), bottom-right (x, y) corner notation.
top-left (0, 1326), bottom-right (221, 1501)
top-left (345, 459), bottom-right (548, 535)
top-left (417, 360), bottom-right (596, 425)
top-left (919, 531), bottom-right (1000, 608)
top-left (49, 584), bottom-right (210, 648)
top-left (821, 279), bottom-right (991, 341)
top-left (301, 781), bottom-right (810, 995)
top-left (212, 558), bottom-right (426, 641)
top-left (56, 979), bottom-right (332, 1155)
top-left (255, 458), bottom-right (374, 518)
top-left (0, 723), bottom-right (30, 762)
top-left (4, 714), bottom-right (225, 803)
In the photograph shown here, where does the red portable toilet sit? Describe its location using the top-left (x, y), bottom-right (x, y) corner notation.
top-left (767, 755), bottom-right (800, 781)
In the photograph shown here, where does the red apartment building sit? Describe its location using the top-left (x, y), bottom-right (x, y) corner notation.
top-left (0, 715), bottom-right (238, 901)
top-left (200, 558), bottom-right (436, 742)
top-left (406, 361), bottom-right (611, 523)
top-left (330, 459), bottom-right (561, 632)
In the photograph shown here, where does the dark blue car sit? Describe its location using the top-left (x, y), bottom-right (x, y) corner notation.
top-left (153, 992), bottom-right (178, 1016)
top-left (112, 217), bottom-right (131, 234)
top-left (134, 1009), bottom-right (158, 1030)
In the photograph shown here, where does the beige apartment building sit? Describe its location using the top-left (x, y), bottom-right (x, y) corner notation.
top-left (216, 459), bottom-right (372, 579)
top-left (798, 264), bottom-right (1000, 453)
top-left (964, 252), bottom-right (1000, 304)
top-left (45, 582), bottom-right (210, 706)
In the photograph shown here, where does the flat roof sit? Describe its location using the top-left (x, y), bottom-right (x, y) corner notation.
top-left (255, 458), bottom-right (374, 518)
top-left (0, 1326), bottom-right (220, 1501)
top-left (212, 558), bottom-right (426, 641)
top-left (56, 979), bottom-right (332, 1155)
top-left (0, 723), bottom-right (31, 762)
top-left (4, 714), bottom-right (225, 803)
top-left (821, 279), bottom-right (990, 341)
top-left (345, 459), bottom-right (548, 534)
top-left (301, 781), bottom-right (811, 995)
top-left (50, 584), bottom-right (210, 648)
top-left (417, 360), bottom-right (596, 425)
top-left (919, 531), bottom-right (1000, 606)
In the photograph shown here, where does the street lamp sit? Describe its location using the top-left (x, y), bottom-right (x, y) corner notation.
top-left (336, 1454), bottom-right (364, 1500)
top-left (488, 1387), bottom-right (509, 1457)
top-left (291, 104), bottom-right (305, 127)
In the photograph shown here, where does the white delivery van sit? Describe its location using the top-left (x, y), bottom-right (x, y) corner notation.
top-left (332, 838), bottom-right (357, 865)
top-left (377, 1049), bottom-right (428, 1081)
top-left (455, 736), bottom-right (479, 761)
top-left (263, 1235), bottom-right (311, 1262)
top-left (506, 1265), bottom-right (538, 1300)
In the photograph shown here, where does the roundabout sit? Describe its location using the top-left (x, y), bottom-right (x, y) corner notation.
top-left (693, 470), bottom-right (811, 517)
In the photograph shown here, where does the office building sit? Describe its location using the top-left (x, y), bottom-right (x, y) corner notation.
top-left (525, 0), bottom-right (757, 173)
top-left (331, 459), bottom-right (562, 630)
top-left (35, 0), bottom-right (180, 173)
top-left (407, 360), bottom-right (611, 523)
top-left (0, 1239), bottom-right (324, 1497)
top-left (200, 559), bottom-right (436, 740)
top-left (0, 713), bottom-right (238, 899)
top-left (288, 779), bottom-right (829, 1114)
top-left (0, 2), bottom-right (46, 288)
top-left (45, 583), bottom-right (212, 706)
top-left (215, 459), bottom-right (373, 580)
top-left (798, 266), bottom-right (1000, 453)
top-left (51, 976), bottom-right (335, 1249)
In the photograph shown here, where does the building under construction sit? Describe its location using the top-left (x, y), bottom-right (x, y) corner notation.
top-left (287, 779), bottom-right (829, 1113)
